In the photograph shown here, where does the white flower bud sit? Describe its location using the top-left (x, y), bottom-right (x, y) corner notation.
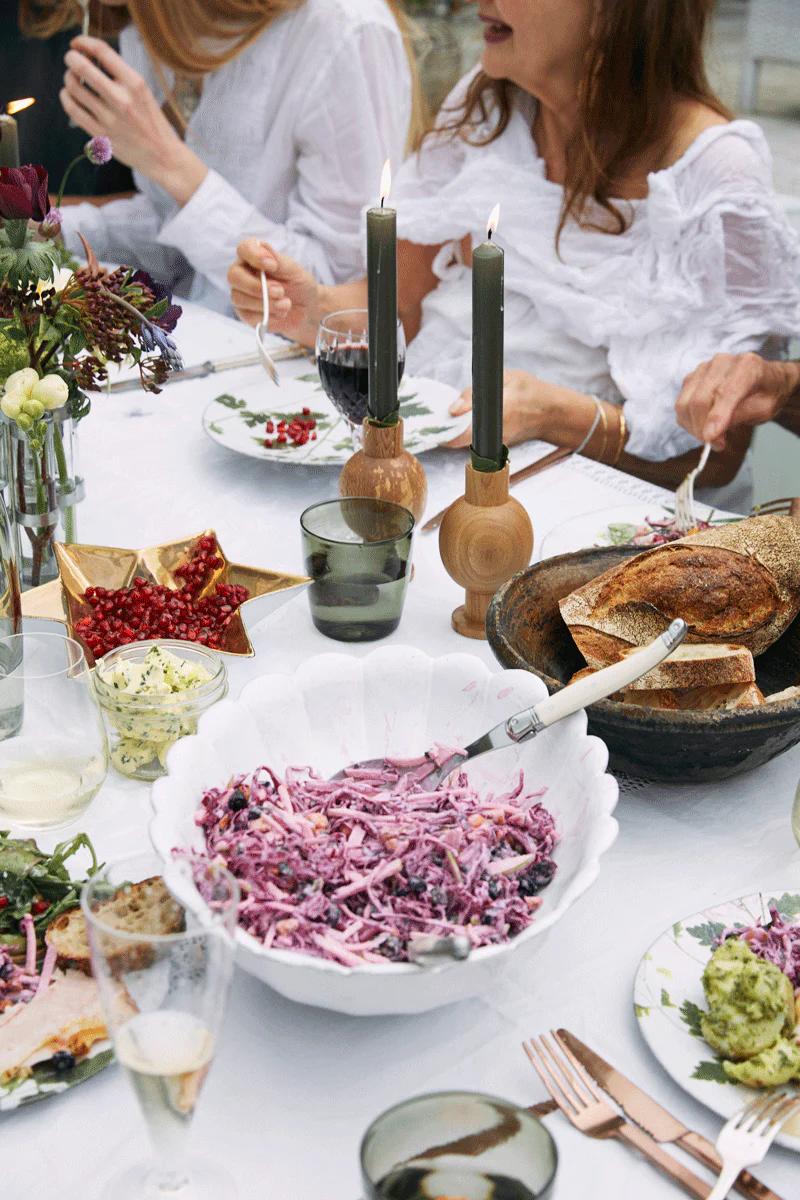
top-left (0, 396), bottom-right (22, 420)
top-left (21, 397), bottom-right (45, 419)
top-left (31, 374), bottom-right (69, 411)
top-left (4, 367), bottom-right (39, 398)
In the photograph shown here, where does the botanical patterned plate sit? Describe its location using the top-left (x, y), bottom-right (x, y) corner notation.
top-left (634, 889), bottom-right (800, 1151)
top-left (202, 372), bottom-right (466, 466)
top-left (0, 1040), bottom-right (113, 1112)
top-left (538, 503), bottom-right (738, 560)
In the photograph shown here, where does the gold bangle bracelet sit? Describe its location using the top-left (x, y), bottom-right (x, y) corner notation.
top-left (611, 409), bottom-right (628, 466)
top-left (595, 401), bottom-right (610, 462)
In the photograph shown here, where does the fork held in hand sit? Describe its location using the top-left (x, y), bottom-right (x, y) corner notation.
top-left (674, 442), bottom-right (712, 532)
top-left (523, 1031), bottom-right (713, 1199)
top-left (707, 1092), bottom-right (800, 1200)
top-left (255, 270), bottom-right (281, 386)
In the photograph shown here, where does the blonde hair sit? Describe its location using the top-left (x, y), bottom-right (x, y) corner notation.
top-left (20, 0), bottom-right (425, 146)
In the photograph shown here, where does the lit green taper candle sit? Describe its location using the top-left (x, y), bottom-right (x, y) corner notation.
top-left (366, 159), bottom-right (398, 425)
top-left (472, 203), bottom-right (505, 470)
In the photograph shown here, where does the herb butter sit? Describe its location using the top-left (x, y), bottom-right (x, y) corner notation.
top-left (96, 645), bottom-right (217, 780)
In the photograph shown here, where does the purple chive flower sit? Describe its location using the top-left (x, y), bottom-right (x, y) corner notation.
top-left (38, 206), bottom-right (62, 239)
top-left (84, 136), bottom-right (113, 166)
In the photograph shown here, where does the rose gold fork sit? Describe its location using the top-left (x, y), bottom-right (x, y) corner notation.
top-left (750, 497), bottom-right (799, 519)
top-left (523, 1031), bottom-right (713, 1198)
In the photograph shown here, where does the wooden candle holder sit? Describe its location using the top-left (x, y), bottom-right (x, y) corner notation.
top-left (339, 417), bottom-right (428, 523)
top-left (439, 462), bottom-right (534, 639)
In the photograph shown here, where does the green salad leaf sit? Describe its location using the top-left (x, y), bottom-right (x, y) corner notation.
top-left (0, 831), bottom-right (99, 950)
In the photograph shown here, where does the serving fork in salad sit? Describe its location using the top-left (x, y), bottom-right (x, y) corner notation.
top-left (331, 618), bottom-right (688, 789)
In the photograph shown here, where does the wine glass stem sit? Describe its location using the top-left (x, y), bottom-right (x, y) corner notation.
top-left (148, 1164), bottom-right (192, 1196)
top-left (350, 420), bottom-right (364, 454)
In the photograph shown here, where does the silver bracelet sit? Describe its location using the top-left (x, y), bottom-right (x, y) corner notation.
top-left (573, 396), bottom-right (602, 458)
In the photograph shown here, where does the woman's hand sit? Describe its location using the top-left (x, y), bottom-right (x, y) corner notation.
top-left (676, 352), bottom-right (800, 449)
top-left (446, 369), bottom-right (557, 448)
top-left (60, 36), bottom-right (206, 205)
top-left (228, 239), bottom-right (319, 345)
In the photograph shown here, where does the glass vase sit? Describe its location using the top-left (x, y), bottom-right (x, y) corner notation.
top-left (1, 412), bottom-right (83, 590)
top-left (1, 491), bottom-right (23, 740)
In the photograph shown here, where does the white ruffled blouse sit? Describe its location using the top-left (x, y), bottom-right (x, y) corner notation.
top-left (61, 0), bottom-right (411, 313)
top-left (393, 71), bottom-right (800, 486)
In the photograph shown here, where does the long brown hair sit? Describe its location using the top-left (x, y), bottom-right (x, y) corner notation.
top-left (20, 0), bottom-right (426, 144)
top-left (438, 0), bottom-right (730, 244)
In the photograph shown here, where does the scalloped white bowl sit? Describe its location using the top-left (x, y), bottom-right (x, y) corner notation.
top-left (150, 646), bottom-right (619, 1015)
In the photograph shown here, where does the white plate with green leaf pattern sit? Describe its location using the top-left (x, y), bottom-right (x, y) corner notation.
top-left (634, 889), bottom-right (800, 1151)
top-left (0, 1039), bottom-right (113, 1112)
top-left (202, 371), bottom-right (466, 466)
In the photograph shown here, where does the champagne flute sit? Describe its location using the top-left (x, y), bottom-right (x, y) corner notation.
top-left (316, 309), bottom-right (406, 451)
top-left (82, 852), bottom-right (240, 1200)
top-left (0, 632), bottom-right (108, 827)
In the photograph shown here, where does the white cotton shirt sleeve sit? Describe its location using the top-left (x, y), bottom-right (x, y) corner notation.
top-left (157, 18), bottom-right (411, 290)
top-left (609, 127), bottom-right (800, 461)
top-left (60, 192), bottom-right (189, 286)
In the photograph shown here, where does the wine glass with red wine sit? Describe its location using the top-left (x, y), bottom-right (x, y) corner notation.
top-left (316, 309), bottom-right (406, 451)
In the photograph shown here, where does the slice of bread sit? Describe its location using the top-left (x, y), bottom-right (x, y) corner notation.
top-left (620, 643), bottom-right (756, 692)
top-left (765, 685), bottom-right (800, 704)
top-left (46, 876), bottom-right (185, 975)
top-left (620, 681), bottom-right (765, 712)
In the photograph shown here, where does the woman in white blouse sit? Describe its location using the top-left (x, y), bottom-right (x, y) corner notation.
top-left (229, 0), bottom-right (800, 507)
top-left (21, 0), bottom-right (414, 313)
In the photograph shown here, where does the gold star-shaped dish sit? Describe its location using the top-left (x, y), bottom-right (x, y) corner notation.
top-left (21, 530), bottom-right (309, 666)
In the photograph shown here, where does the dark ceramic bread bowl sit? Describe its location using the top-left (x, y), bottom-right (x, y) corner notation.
top-left (486, 546), bottom-right (800, 783)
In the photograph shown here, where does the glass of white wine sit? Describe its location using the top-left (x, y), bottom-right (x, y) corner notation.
top-left (0, 631), bottom-right (108, 828)
top-left (82, 852), bottom-right (240, 1200)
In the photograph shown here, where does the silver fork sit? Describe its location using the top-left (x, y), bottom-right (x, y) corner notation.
top-left (674, 442), bottom-right (712, 531)
top-left (255, 270), bottom-right (281, 386)
top-left (707, 1092), bottom-right (800, 1200)
top-left (523, 1031), bottom-right (713, 1197)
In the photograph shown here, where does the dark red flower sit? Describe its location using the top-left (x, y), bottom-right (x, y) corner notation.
top-left (0, 164), bottom-right (50, 222)
top-left (131, 269), bottom-right (182, 332)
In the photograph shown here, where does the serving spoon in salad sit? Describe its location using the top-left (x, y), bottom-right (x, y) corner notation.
top-left (331, 618), bottom-right (688, 790)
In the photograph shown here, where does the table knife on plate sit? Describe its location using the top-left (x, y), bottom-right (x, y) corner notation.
top-left (558, 1029), bottom-right (782, 1200)
top-left (104, 344), bottom-right (307, 393)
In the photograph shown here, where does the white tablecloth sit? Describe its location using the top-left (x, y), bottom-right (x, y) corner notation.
top-left (7, 303), bottom-right (800, 1199)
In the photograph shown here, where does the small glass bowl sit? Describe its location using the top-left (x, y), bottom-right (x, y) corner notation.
top-left (360, 1091), bottom-right (558, 1199)
top-left (93, 640), bottom-right (228, 781)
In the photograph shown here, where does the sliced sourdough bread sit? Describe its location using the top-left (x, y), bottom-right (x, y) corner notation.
top-left (46, 876), bottom-right (185, 974)
top-left (619, 681), bottom-right (765, 712)
top-left (620, 642), bottom-right (755, 691)
top-left (560, 515), bottom-right (800, 666)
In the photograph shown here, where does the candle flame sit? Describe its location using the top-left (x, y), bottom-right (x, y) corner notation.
top-left (487, 203), bottom-right (501, 240)
top-left (6, 97), bottom-right (35, 116)
top-left (379, 159), bottom-right (392, 207)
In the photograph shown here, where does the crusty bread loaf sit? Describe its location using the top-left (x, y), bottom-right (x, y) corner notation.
top-left (46, 876), bottom-right (185, 974)
top-left (620, 643), bottom-right (755, 691)
top-left (619, 681), bottom-right (765, 712)
top-left (560, 516), bottom-right (800, 666)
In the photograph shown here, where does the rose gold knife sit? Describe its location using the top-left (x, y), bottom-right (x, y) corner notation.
top-left (420, 445), bottom-right (573, 533)
top-left (558, 1030), bottom-right (783, 1200)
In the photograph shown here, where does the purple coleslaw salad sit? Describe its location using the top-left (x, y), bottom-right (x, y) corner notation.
top-left (717, 906), bottom-right (800, 989)
top-left (191, 752), bottom-right (558, 966)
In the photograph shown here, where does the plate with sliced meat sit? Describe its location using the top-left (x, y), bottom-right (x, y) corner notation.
top-left (0, 831), bottom-right (114, 1110)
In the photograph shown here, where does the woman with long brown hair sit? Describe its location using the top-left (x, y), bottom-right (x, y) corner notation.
top-left (20, 0), bottom-right (417, 312)
top-left (229, 0), bottom-right (800, 506)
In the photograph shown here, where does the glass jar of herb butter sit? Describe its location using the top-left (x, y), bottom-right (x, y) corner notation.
top-left (93, 640), bottom-right (227, 781)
